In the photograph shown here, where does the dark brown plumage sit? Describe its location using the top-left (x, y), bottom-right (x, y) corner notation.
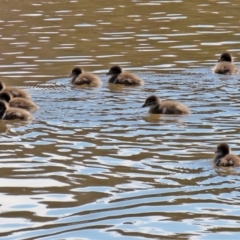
top-left (0, 81), bottom-right (31, 99)
top-left (0, 100), bottom-right (32, 121)
top-left (214, 143), bottom-right (240, 167)
top-left (0, 91), bottom-right (38, 113)
top-left (70, 67), bottom-right (101, 87)
top-left (106, 65), bottom-right (144, 86)
top-left (142, 95), bottom-right (190, 114)
top-left (213, 52), bottom-right (239, 75)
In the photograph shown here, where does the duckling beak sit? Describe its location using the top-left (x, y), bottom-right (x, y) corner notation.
top-left (142, 102), bottom-right (147, 108)
top-left (106, 71), bottom-right (111, 75)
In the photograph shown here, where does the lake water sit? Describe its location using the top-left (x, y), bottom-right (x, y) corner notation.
top-left (0, 0), bottom-right (240, 239)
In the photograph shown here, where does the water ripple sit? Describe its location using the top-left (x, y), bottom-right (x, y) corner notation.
top-left (1, 0), bottom-right (240, 240)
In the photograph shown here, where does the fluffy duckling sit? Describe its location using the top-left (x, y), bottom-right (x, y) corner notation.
top-left (70, 67), bottom-right (101, 87)
top-left (0, 100), bottom-right (32, 121)
top-left (142, 95), bottom-right (190, 114)
top-left (106, 65), bottom-right (144, 86)
top-left (0, 81), bottom-right (31, 99)
top-left (214, 143), bottom-right (240, 167)
top-left (213, 52), bottom-right (239, 75)
top-left (0, 91), bottom-right (38, 113)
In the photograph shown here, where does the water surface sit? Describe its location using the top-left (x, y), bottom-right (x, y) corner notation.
top-left (0, 1), bottom-right (240, 239)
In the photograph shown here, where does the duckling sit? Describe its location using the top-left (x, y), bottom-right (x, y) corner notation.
top-left (213, 52), bottom-right (239, 75)
top-left (0, 91), bottom-right (38, 113)
top-left (214, 143), bottom-right (240, 167)
top-left (106, 65), bottom-right (144, 86)
top-left (142, 95), bottom-right (190, 114)
top-left (70, 67), bottom-right (101, 87)
top-left (0, 81), bottom-right (31, 99)
top-left (0, 100), bottom-right (32, 121)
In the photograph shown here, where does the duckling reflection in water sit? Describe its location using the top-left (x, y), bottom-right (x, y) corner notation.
top-left (213, 52), bottom-right (239, 75)
top-left (0, 100), bottom-right (33, 121)
top-left (0, 91), bottom-right (38, 113)
top-left (214, 143), bottom-right (240, 167)
top-left (106, 65), bottom-right (144, 86)
top-left (0, 81), bottom-right (31, 99)
top-left (142, 95), bottom-right (190, 114)
top-left (70, 67), bottom-right (101, 87)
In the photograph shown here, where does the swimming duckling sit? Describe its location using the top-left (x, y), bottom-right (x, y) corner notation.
top-left (0, 100), bottom-right (32, 121)
top-left (0, 91), bottom-right (38, 113)
top-left (0, 81), bottom-right (31, 99)
top-left (106, 65), bottom-right (144, 86)
top-left (142, 95), bottom-right (190, 114)
top-left (70, 67), bottom-right (101, 87)
top-left (213, 52), bottom-right (239, 75)
top-left (214, 143), bottom-right (240, 167)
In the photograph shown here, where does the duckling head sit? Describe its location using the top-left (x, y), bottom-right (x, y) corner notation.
top-left (0, 81), bottom-right (5, 91)
top-left (218, 52), bottom-right (233, 63)
top-left (142, 95), bottom-right (161, 108)
top-left (0, 91), bottom-right (12, 102)
top-left (0, 100), bottom-right (8, 117)
top-left (215, 143), bottom-right (230, 157)
top-left (106, 65), bottom-right (123, 75)
top-left (70, 67), bottom-right (83, 77)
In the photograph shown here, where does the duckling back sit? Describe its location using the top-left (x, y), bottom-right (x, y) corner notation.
top-left (213, 52), bottom-right (239, 75)
top-left (3, 107), bottom-right (32, 121)
top-left (0, 100), bottom-right (32, 121)
top-left (72, 72), bottom-right (101, 87)
top-left (0, 91), bottom-right (38, 113)
top-left (215, 154), bottom-right (240, 167)
top-left (214, 143), bottom-right (240, 167)
top-left (142, 95), bottom-right (190, 115)
top-left (107, 65), bottom-right (144, 86)
top-left (112, 72), bottom-right (144, 86)
top-left (9, 98), bottom-right (39, 113)
top-left (4, 88), bottom-right (30, 99)
top-left (0, 81), bottom-right (31, 99)
top-left (70, 67), bottom-right (101, 87)
top-left (158, 100), bottom-right (190, 114)
top-left (213, 62), bottom-right (239, 75)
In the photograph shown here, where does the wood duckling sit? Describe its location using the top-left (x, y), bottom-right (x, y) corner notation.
top-left (213, 52), bottom-right (239, 75)
top-left (106, 65), bottom-right (144, 86)
top-left (142, 95), bottom-right (190, 114)
top-left (70, 67), bottom-right (101, 87)
top-left (0, 100), bottom-right (32, 121)
top-left (0, 81), bottom-right (31, 99)
top-left (0, 91), bottom-right (38, 113)
top-left (214, 143), bottom-right (240, 167)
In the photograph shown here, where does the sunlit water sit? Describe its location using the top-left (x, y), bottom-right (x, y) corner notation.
top-left (0, 1), bottom-right (240, 240)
